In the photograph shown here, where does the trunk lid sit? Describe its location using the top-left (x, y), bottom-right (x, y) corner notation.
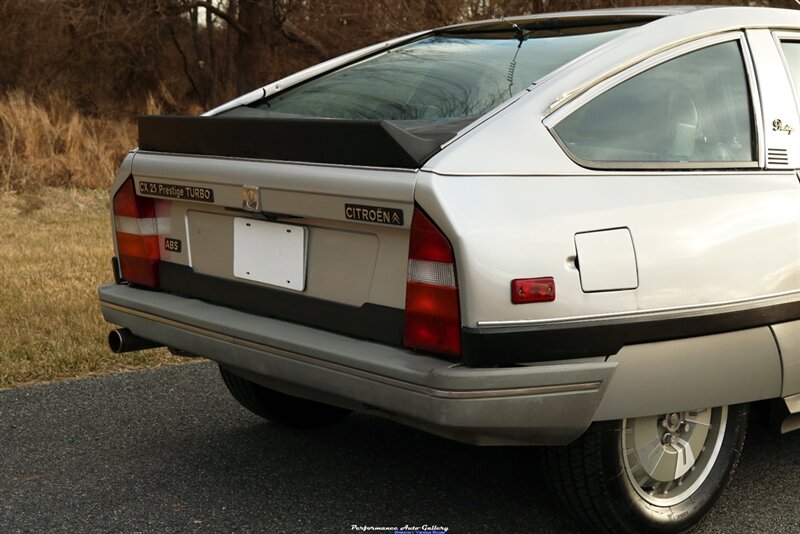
top-left (129, 151), bottom-right (416, 345)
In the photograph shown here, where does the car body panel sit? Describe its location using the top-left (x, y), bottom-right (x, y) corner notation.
top-left (415, 171), bottom-right (800, 328)
top-left (594, 326), bottom-right (783, 420)
top-left (129, 152), bottom-right (415, 309)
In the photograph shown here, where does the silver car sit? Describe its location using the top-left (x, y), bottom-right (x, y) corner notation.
top-left (99, 6), bottom-right (800, 532)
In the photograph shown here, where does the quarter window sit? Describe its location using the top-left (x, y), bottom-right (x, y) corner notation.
top-left (554, 41), bottom-right (756, 166)
top-left (779, 40), bottom-right (800, 102)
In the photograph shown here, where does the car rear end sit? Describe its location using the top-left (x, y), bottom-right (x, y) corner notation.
top-left (102, 146), bottom-right (617, 445)
top-left (99, 13), bottom-right (650, 445)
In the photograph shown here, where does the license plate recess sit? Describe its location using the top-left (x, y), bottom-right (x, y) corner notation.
top-left (233, 217), bottom-right (307, 291)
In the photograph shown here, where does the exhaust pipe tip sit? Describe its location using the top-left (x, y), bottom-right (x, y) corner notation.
top-left (108, 328), bottom-right (163, 353)
top-left (108, 329), bottom-right (125, 353)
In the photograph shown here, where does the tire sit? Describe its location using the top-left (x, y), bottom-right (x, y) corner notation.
top-left (543, 404), bottom-right (748, 533)
top-left (218, 364), bottom-right (351, 428)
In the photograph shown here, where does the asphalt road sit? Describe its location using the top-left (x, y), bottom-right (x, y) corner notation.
top-left (1, 362), bottom-right (798, 533)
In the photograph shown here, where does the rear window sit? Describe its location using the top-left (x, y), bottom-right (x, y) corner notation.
top-left (252, 28), bottom-right (630, 121)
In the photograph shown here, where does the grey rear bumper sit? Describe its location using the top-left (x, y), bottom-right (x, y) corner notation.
top-left (99, 284), bottom-right (616, 445)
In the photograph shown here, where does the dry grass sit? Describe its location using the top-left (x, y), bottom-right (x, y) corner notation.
top-left (0, 90), bottom-right (136, 193)
top-left (0, 188), bottom-right (190, 389)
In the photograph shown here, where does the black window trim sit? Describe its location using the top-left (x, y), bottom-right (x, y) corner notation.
top-left (543, 32), bottom-right (763, 171)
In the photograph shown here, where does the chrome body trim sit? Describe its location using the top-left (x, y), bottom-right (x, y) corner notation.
top-left (427, 170), bottom-right (798, 177)
top-left (743, 30), bottom-right (767, 169)
top-left (477, 291), bottom-right (800, 328)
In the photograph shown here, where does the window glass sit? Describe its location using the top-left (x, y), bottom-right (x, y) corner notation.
top-left (554, 41), bottom-right (755, 165)
top-left (780, 40), bottom-right (800, 101)
top-left (255, 29), bottom-right (629, 121)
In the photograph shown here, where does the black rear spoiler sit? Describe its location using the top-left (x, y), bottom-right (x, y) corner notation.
top-left (138, 115), bottom-right (458, 169)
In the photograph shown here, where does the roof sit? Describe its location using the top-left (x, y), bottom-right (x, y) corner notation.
top-left (439, 6), bottom-right (799, 36)
top-left (438, 6), bottom-right (711, 33)
top-left (534, 6), bottom-right (799, 109)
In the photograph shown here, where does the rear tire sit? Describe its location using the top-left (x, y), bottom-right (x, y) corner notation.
top-left (219, 364), bottom-right (351, 428)
top-left (543, 404), bottom-right (748, 533)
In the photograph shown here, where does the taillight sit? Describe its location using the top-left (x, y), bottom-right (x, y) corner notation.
top-left (403, 208), bottom-right (461, 356)
top-left (113, 178), bottom-right (159, 287)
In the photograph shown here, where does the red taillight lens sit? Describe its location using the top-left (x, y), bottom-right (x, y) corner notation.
top-left (407, 209), bottom-right (455, 264)
top-left (112, 178), bottom-right (155, 218)
top-left (113, 178), bottom-right (159, 287)
top-left (403, 208), bottom-right (461, 356)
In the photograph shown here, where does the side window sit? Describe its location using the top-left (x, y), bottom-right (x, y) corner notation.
top-left (779, 40), bottom-right (800, 102)
top-left (554, 41), bottom-right (756, 165)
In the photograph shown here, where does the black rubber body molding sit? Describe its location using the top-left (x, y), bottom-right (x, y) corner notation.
top-left (158, 262), bottom-right (405, 346)
top-left (148, 263), bottom-right (800, 368)
top-left (461, 300), bottom-right (800, 366)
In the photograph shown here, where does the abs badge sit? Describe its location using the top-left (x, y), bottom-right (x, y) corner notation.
top-left (164, 238), bottom-right (182, 253)
top-left (345, 204), bottom-right (404, 226)
top-left (242, 185), bottom-right (260, 211)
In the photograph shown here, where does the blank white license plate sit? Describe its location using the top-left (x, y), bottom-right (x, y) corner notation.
top-left (233, 217), bottom-right (307, 291)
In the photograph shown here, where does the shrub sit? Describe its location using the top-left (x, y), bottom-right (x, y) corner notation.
top-left (0, 91), bottom-right (135, 192)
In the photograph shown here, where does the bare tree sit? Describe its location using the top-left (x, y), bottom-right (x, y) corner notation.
top-left (0, 0), bottom-right (796, 113)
